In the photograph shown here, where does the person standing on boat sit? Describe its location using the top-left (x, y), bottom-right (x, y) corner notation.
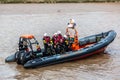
top-left (43, 33), bottom-right (53, 56)
top-left (66, 19), bottom-right (80, 50)
top-left (66, 19), bottom-right (78, 43)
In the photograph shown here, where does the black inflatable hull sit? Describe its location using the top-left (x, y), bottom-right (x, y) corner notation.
top-left (5, 54), bottom-right (16, 62)
top-left (24, 30), bottom-right (116, 68)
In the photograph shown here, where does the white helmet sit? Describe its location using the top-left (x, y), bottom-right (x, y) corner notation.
top-left (57, 31), bottom-right (61, 34)
top-left (44, 33), bottom-right (47, 36)
top-left (70, 19), bottom-right (75, 23)
top-left (64, 35), bottom-right (67, 38)
top-left (54, 33), bottom-right (57, 36)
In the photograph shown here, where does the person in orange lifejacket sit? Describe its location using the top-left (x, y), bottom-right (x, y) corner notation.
top-left (66, 19), bottom-right (78, 42)
top-left (66, 19), bottom-right (80, 51)
top-left (43, 33), bottom-right (53, 55)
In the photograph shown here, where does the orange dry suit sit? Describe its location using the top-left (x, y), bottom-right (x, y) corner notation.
top-left (71, 34), bottom-right (80, 51)
top-left (66, 27), bottom-right (80, 51)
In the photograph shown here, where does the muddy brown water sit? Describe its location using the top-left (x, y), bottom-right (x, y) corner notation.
top-left (0, 3), bottom-right (120, 80)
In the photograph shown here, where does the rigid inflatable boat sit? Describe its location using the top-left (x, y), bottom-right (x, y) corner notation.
top-left (23, 30), bottom-right (116, 68)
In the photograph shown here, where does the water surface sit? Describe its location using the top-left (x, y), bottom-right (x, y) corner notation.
top-left (0, 3), bottom-right (120, 80)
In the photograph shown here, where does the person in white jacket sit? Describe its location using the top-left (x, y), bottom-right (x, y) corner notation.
top-left (66, 19), bottom-right (78, 43)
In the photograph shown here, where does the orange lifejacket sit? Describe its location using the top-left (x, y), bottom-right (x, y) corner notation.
top-left (66, 27), bottom-right (80, 51)
top-left (71, 32), bottom-right (80, 51)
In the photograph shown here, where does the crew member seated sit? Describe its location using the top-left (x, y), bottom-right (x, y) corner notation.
top-left (52, 33), bottom-right (60, 54)
top-left (56, 31), bottom-right (65, 53)
top-left (63, 35), bottom-right (71, 52)
top-left (43, 33), bottom-right (53, 56)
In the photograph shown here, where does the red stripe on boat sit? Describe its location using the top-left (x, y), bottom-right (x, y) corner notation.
top-left (72, 47), bottom-right (106, 60)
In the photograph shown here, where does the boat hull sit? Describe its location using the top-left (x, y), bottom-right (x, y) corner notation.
top-left (24, 30), bottom-right (116, 68)
top-left (5, 54), bottom-right (16, 62)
